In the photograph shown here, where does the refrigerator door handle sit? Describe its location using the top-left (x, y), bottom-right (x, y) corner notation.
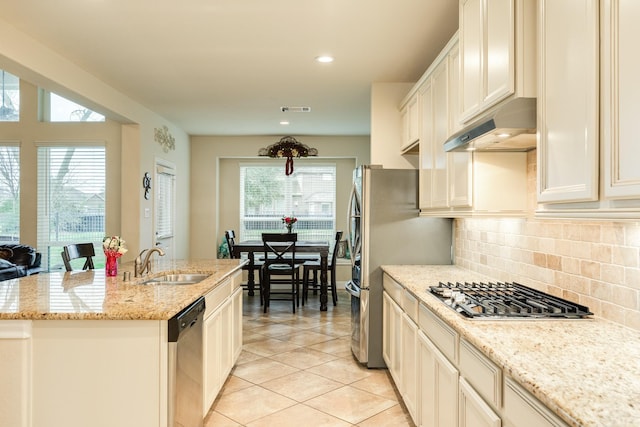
top-left (345, 280), bottom-right (360, 298)
top-left (346, 183), bottom-right (361, 269)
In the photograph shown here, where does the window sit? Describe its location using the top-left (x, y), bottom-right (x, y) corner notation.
top-left (155, 164), bottom-right (175, 240)
top-left (37, 144), bottom-right (106, 271)
top-left (0, 145), bottom-right (20, 243)
top-left (40, 91), bottom-right (105, 122)
top-left (0, 70), bottom-right (19, 122)
top-left (239, 164), bottom-right (336, 241)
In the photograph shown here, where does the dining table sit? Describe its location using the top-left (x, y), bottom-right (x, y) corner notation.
top-left (231, 239), bottom-right (331, 311)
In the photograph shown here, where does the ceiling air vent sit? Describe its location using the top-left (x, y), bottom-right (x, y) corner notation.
top-left (280, 106), bottom-right (311, 113)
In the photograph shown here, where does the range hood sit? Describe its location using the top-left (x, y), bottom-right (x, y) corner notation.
top-left (444, 97), bottom-right (537, 152)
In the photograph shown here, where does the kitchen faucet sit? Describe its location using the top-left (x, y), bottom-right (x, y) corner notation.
top-left (134, 247), bottom-right (166, 277)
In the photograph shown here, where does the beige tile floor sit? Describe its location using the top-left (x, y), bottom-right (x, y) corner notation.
top-left (205, 288), bottom-right (415, 427)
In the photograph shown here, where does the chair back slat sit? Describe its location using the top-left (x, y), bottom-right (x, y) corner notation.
top-left (62, 243), bottom-right (96, 271)
top-left (225, 230), bottom-right (237, 259)
top-left (262, 233), bottom-right (297, 267)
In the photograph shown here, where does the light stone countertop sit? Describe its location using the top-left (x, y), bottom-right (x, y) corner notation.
top-left (381, 264), bottom-right (640, 427)
top-left (0, 258), bottom-right (246, 320)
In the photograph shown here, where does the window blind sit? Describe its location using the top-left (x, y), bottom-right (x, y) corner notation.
top-left (239, 164), bottom-right (336, 241)
top-left (0, 144), bottom-right (20, 242)
top-left (37, 144), bottom-right (105, 271)
top-left (155, 165), bottom-right (175, 239)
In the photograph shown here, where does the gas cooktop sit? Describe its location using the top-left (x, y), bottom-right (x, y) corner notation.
top-left (429, 281), bottom-right (593, 319)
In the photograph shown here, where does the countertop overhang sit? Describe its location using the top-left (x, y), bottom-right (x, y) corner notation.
top-left (0, 259), bottom-right (247, 321)
top-left (381, 264), bottom-right (640, 427)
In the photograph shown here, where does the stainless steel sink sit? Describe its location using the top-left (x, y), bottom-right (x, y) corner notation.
top-left (140, 273), bottom-right (210, 285)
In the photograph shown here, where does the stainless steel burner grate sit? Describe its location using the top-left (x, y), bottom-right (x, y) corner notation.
top-left (429, 281), bottom-right (593, 319)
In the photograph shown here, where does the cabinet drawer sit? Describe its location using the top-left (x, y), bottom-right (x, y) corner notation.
top-left (503, 377), bottom-right (569, 427)
top-left (459, 338), bottom-right (502, 410)
top-left (419, 303), bottom-right (458, 364)
top-left (383, 273), bottom-right (403, 305)
top-left (205, 278), bottom-right (231, 316)
top-left (402, 289), bottom-right (419, 323)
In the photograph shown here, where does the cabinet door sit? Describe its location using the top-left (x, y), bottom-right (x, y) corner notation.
top-left (448, 40), bottom-right (462, 135)
top-left (401, 313), bottom-right (419, 423)
top-left (460, 0), bottom-right (483, 120)
top-left (203, 306), bottom-right (223, 413)
top-left (485, 0), bottom-right (514, 107)
top-left (448, 152), bottom-right (473, 208)
top-left (602, 0), bottom-right (640, 199)
top-left (231, 287), bottom-right (243, 361)
top-left (419, 79), bottom-right (435, 209)
top-left (459, 378), bottom-right (501, 427)
top-left (382, 291), bottom-right (392, 367)
top-left (401, 94), bottom-right (420, 150)
top-left (418, 330), bottom-right (459, 427)
top-left (383, 291), bottom-right (403, 387)
top-left (537, 0), bottom-right (599, 203)
top-left (503, 377), bottom-right (569, 427)
top-left (432, 59), bottom-right (450, 208)
top-left (460, 0), bottom-right (514, 122)
top-left (203, 297), bottom-right (233, 415)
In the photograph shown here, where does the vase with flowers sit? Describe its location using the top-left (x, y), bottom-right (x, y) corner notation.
top-left (282, 215), bottom-right (297, 233)
top-left (103, 236), bottom-right (128, 277)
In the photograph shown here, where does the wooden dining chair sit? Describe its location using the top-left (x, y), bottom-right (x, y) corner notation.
top-left (225, 230), bottom-right (264, 301)
top-left (61, 243), bottom-right (96, 271)
top-left (261, 233), bottom-right (301, 313)
top-left (302, 231), bottom-right (343, 306)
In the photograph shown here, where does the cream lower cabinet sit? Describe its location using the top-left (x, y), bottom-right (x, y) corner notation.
top-left (382, 291), bottom-right (403, 388)
top-left (31, 320), bottom-right (166, 427)
top-left (383, 273), bottom-right (570, 427)
top-left (503, 377), bottom-right (568, 427)
top-left (459, 378), bottom-right (501, 427)
top-left (0, 321), bottom-right (32, 427)
top-left (203, 272), bottom-right (242, 415)
top-left (418, 329), bottom-right (459, 427)
top-left (401, 312), bottom-right (419, 421)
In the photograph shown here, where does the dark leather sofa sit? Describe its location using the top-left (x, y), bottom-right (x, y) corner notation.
top-left (0, 244), bottom-right (42, 281)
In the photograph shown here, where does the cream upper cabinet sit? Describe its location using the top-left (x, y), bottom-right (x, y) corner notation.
top-left (538, 0), bottom-right (640, 217)
top-left (419, 78), bottom-right (436, 209)
top-left (400, 92), bottom-right (421, 153)
top-left (601, 0), bottom-right (640, 199)
top-left (419, 35), bottom-right (458, 210)
top-left (537, 0), bottom-right (599, 204)
top-left (459, 0), bottom-right (535, 124)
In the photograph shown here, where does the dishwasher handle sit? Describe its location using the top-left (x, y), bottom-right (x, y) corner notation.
top-left (168, 297), bottom-right (205, 342)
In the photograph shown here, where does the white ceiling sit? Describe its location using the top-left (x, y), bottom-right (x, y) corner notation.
top-left (1, 0), bottom-right (458, 136)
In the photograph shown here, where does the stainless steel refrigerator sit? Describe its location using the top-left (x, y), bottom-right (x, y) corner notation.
top-left (345, 165), bottom-right (453, 368)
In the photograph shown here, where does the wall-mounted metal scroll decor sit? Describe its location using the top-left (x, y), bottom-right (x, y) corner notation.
top-left (154, 125), bottom-right (175, 153)
top-left (142, 172), bottom-right (151, 200)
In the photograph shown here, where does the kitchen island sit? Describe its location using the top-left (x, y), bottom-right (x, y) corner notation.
top-left (0, 258), bottom-right (246, 427)
top-left (381, 265), bottom-right (640, 427)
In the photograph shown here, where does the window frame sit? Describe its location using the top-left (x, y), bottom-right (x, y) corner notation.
top-left (36, 141), bottom-right (106, 271)
top-left (238, 162), bottom-right (337, 242)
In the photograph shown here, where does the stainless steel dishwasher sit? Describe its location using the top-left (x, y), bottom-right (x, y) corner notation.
top-left (168, 296), bottom-right (206, 427)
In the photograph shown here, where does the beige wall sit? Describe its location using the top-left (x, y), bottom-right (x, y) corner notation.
top-left (1, 19), bottom-right (191, 261)
top-left (370, 82), bottom-right (417, 169)
top-left (455, 151), bottom-right (640, 331)
top-left (189, 135), bottom-right (370, 259)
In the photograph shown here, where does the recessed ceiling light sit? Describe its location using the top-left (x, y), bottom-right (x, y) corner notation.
top-left (315, 55), bottom-right (334, 63)
top-left (280, 121), bottom-right (290, 125)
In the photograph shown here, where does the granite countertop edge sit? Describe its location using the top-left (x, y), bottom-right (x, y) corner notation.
top-left (0, 258), bottom-right (247, 321)
top-left (381, 264), bottom-right (640, 427)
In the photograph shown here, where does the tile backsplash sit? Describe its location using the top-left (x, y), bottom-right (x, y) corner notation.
top-left (454, 152), bottom-right (640, 331)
